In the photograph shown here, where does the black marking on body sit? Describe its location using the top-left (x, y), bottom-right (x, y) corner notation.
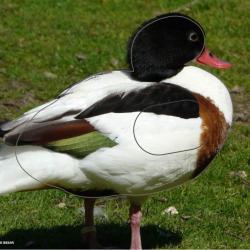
top-left (65, 189), bottom-right (118, 197)
top-left (76, 83), bottom-right (199, 119)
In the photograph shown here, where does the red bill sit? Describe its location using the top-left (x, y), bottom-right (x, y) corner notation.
top-left (196, 48), bottom-right (232, 69)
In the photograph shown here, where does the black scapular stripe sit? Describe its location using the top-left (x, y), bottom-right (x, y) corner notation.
top-left (76, 83), bottom-right (199, 119)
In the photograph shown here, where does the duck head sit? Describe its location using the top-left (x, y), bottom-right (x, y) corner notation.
top-left (128, 13), bottom-right (231, 82)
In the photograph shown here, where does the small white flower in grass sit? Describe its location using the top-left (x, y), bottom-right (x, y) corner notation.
top-left (76, 205), bottom-right (108, 220)
top-left (94, 206), bottom-right (108, 220)
top-left (44, 71), bottom-right (57, 79)
top-left (163, 206), bottom-right (179, 215)
top-left (229, 171), bottom-right (247, 179)
top-left (57, 202), bottom-right (66, 208)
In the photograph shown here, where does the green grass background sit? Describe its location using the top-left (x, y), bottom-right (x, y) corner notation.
top-left (0, 0), bottom-right (249, 248)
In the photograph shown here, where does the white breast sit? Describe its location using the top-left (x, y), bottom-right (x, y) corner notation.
top-left (164, 66), bottom-right (233, 125)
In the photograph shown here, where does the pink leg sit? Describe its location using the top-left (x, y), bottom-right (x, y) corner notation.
top-left (129, 204), bottom-right (142, 250)
top-left (83, 198), bottom-right (98, 249)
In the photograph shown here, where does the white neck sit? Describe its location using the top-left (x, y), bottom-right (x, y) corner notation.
top-left (164, 66), bottom-right (233, 125)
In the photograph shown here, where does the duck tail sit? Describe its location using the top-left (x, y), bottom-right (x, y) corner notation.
top-left (0, 143), bottom-right (85, 196)
top-left (0, 144), bottom-right (46, 195)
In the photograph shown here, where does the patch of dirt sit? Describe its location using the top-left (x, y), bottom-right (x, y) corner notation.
top-left (0, 80), bottom-right (37, 119)
top-left (2, 92), bottom-right (36, 108)
top-left (230, 85), bottom-right (250, 124)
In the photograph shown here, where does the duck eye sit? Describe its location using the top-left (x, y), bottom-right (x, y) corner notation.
top-left (188, 32), bottom-right (199, 42)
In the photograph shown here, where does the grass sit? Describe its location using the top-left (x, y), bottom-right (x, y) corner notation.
top-left (0, 0), bottom-right (249, 248)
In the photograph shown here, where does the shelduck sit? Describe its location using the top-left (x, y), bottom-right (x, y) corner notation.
top-left (0, 13), bottom-right (233, 249)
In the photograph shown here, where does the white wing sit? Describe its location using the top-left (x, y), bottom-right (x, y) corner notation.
top-left (0, 71), bottom-right (151, 141)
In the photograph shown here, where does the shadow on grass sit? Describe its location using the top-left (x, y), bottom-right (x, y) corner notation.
top-left (1, 223), bottom-right (182, 249)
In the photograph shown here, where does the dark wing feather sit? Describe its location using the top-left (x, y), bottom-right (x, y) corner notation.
top-left (4, 120), bottom-right (95, 145)
top-left (77, 83), bottom-right (199, 119)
